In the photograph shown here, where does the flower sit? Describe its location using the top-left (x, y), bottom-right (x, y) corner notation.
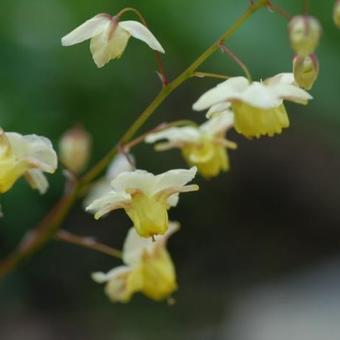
top-left (61, 13), bottom-right (165, 68)
top-left (83, 153), bottom-right (135, 208)
top-left (145, 111), bottom-right (236, 178)
top-left (0, 129), bottom-right (57, 194)
top-left (288, 16), bottom-right (322, 57)
top-left (86, 167), bottom-right (198, 237)
top-left (334, 0), bottom-right (340, 28)
top-left (59, 125), bottom-right (91, 174)
top-left (92, 222), bottom-right (179, 303)
top-left (192, 73), bottom-right (312, 138)
top-left (293, 54), bottom-right (319, 90)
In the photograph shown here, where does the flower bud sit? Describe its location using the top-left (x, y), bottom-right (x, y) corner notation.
top-left (288, 16), bottom-right (322, 57)
top-left (59, 125), bottom-right (91, 174)
top-left (334, 0), bottom-right (340, 28)
top-left (293, 54), bottom-right (319, 90)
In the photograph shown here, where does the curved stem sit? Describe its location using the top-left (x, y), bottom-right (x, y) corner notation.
top-left (0, 0), bottom-right (269, 280)
top-left (55, 230), bottom-right (122, 259)
top-left (117, 7), bottom-right (168, 86)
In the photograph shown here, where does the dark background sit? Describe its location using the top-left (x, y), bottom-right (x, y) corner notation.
top-left (1, 0), bottom-right (340, 339)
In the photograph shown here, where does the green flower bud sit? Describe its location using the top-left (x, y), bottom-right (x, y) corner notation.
top-left (334, 0), bottom-right (340, 28)
top-left (293, 54), bottom-right (319, 90)
top-left (288, 16), bottom-right (322, 57)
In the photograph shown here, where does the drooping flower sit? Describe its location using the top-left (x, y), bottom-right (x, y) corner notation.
top-left (192, 73), bottom-right (312, 138)
top-left (0, 129), bottom-right (57, 194)
top-left (293, 54), bottom-right (319, 90)
top-left (83, 153), bottom-right (135, 207)
top-left (61, 13), bottom-right (165, 68)
top-left (92, 222), bottom-right (179, 303)
top-left (86, 167), bottom-right (198, 238)
top-left (59, 125), bottom-right (91, 174)
top-left (288, 16), bottom-right (322, 57)
top-left (145, 111), bottom-right (236, 178)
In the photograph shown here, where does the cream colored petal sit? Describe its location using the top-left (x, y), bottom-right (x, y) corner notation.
top-left (123, 222), bottom-right (179, 266)
top-left (7, 133), bottom-right (57, 173)
top-left (90, 24), bottom-right (131, 68)
top-left (25, 170), bottom-right (49, 194)
top-left (153, 167), bottom-right (198, 194)
top-left (119, 20), bottom-right (165, 53)
top-left (61, 14), bottom-right (111, 46)
top-left (145, 127), bottom-right (201, 145)
top-left (111, 170), bottom-right (156, 196)
top-left (270, 83), bottom-right (313, 105)
top-left (193, 77), bottom-right (249, 111)
top-left (92, 266), bottom-right (129, 283)
top-left (106, 153), bottom-right (135, 180)
top-left (206, 102), bottom-right (231, 118)
top-left (85, 191), bottom-right (131, 219)
top-left (200, 111), bottom-right (234, 135)
top-left (264, 73), bottom-right (295, 86)
top-left (83, 178), bottom-right (111, 209)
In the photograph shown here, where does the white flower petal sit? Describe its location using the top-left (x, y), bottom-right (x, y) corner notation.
top-left (106, 153), bottom-right (135, 180)
top-left (153, 167), bottom-right (197, 194)
top-left (25, 169), bottom-right (49, 194)
top-left (111, 170), bottom-right (156, 196)
top-left (206, 102), bottom-right (231, 118)
top-left (264, 73), bottom-right (295, 86)
top-left (270, 83), bottom-right (313, 104)
top-left (92, 266), bottom-right (130, 283)
top-left (90, 24), bottom-right (131, 68)
top-left (61, 14), bottom-right (111, 46)
top-left (83, 178), bottom-right (111, 209)
top-left (119, 20), bottom-right (165, 53)
top-left (193, 77), bottom-right (249, 111)
top-left (123, 222), bottom-right (179, 265)
top-left (86, 191), bottom-right (131, 219)
top-left (145, 127), bottom-right (201, 145)
top-left (200, 111), bottom-right (234, 135)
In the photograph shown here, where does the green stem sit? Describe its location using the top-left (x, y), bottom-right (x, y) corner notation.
top-left (192, 71), bottom-right (230, 80)
top-left (0, 0), bottom-right (269, 279)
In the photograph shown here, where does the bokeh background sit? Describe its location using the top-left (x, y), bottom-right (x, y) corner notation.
top-left (1, 0), bottom-right (340, 339)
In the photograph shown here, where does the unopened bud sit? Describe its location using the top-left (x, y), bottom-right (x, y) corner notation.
top-left (288, 16), bottom-right (322, 57)
top-left (59, 125), bottom-right (91, 174)
top-left (334, 0), bottom-right (340, 28)
top-left (293, 54), bottom-right (319, 90)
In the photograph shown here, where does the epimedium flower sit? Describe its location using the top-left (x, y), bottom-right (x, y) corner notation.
top-left (92, 222), bottom-right (179, 303)
top-left (0, 129), bottom-right (57, 194)
top-left (86, 167), bottom-right (198, 238)
top-left (145, 111), bottom-right (236, 179)
top-left (83, 153), bottom-right (135, 208)
top-left (61, 13), bottom-right (165, 68)
top-left (192, 73), bottom-right (312, 138)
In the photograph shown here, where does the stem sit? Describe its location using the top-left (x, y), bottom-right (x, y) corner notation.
top-left (268, 1), bottom-right (292, 20)
top-left (304, 0), bottom-right (309, 14)
top-left (192, 71), bottom-right (230, 80)
top-left (219, 44), bottom-right (252, 81)
top-left (117, 7), bottom-right (168, 86)
top-left (0, 0), bottom-right (269, 280)
top-left (55, 230), bottom-right (122, 259)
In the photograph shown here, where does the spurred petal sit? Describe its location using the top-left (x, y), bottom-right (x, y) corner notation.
top-left (25, 170), bottom-right (49, 194)
top-left (119, 20), bottom-right (165, 53)
top-left (200, 111), bottom-right (234, 135)
top-left (61, 14), bottom-right (111, 46)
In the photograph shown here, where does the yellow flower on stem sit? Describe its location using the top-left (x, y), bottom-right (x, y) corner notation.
top-left (193, 73), bottom-right (312, 138)
top-left (86, 168), bottom-right (198, 238)
top-left (145, 111), bottom-right (236, 178)
top-left (92, 222), bottom-right (179, 303)
top-left (0, 129), bottom-right (57, 194)
top-left (61, 13), bottom-right (165, 68)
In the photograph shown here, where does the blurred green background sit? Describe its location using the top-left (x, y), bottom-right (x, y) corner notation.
top-left (1, 0), bottom-right (340, 339)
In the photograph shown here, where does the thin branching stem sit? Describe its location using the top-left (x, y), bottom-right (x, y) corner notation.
top-left (55, 230), bottom-right (122, 259)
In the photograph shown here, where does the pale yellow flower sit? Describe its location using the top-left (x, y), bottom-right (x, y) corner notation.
top-left (334, 0), bottom-right (340, 28)
top-left (61, 13), bottom-right (165, 68)
top-left (193, 73), bottom-right (312, 138)
top-left (86, 168), bottom-right (198, 238)
top-left (0, 129), bottom-right (57, 194)
top-left (92, 222), bottom-right (179, 303)
top-left (145, 111), bottom-right (236, 178)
